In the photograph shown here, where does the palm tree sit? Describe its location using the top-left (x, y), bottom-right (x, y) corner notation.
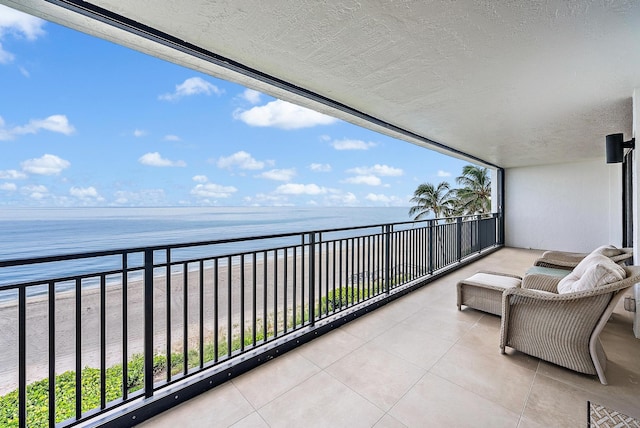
top-left (454, 165), bottom-right (491, 215)
top-left (408, 182), bottom-right (454, 220)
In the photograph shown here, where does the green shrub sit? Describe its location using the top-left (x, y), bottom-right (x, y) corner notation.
top-left (0, 295), bottom-right (352, 427)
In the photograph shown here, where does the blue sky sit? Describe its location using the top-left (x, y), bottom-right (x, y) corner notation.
top-left (0, 5), bottom-right (470, 208)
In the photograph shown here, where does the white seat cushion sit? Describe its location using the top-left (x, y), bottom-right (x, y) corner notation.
top-left (463, 273), bottom-right (521, 290)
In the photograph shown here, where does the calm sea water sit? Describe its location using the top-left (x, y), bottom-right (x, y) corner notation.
top-left (0, 206), bottom-right (413, 288)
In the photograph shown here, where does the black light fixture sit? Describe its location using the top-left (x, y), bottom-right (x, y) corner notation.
top-left (606, 133), bottom-right (635, 163)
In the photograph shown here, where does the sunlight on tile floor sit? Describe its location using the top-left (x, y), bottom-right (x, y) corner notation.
top-left (139, 247), bottom-right (640, 428)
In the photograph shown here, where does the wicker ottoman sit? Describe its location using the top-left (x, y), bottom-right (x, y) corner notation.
top-left (457, 271), bottom-right (522, 316)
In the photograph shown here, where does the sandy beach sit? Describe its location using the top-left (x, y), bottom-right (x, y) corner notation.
top-left (0, 241), bottom-right (383, 395)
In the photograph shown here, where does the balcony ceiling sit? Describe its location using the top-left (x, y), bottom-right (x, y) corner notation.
top-left (5, 0), bottom-right (640, 168)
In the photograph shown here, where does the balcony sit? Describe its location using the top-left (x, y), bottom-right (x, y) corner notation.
top-left (2, 216), bottom-right (508, 427)
top-left (136, 247), bottom-right (639, 427)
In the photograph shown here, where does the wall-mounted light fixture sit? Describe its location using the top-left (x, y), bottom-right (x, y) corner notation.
top-left (606, 133), bottom-right (635, 163)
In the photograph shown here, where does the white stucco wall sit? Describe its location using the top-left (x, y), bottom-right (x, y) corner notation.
top-left (504, 159), bottom-right (622, 252)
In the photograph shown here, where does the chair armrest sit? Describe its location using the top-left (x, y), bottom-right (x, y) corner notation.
top-left (534, 250), bottom-right (588, 269)
top-left (521, 273), bottom-right (561, 293)
top-left (610, 248), bottom-right (634, 265)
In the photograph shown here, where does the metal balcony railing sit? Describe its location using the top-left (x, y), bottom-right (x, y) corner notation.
top-left (0, 213), bottom-right (501, 427)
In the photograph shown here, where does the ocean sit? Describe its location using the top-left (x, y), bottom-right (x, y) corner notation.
top-left (0, 206), bottom-right (414, 288)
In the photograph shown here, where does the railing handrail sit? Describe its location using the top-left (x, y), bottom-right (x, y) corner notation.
top-left (0, 213), bottom-right (501, 428)
top-left (0, 213), bottom-right (496, 268)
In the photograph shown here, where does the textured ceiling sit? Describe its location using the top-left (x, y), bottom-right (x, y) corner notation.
top-left (5, 0), bottom-right (640, 168)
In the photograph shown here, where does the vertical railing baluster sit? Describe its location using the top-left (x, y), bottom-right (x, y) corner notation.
top-left (144, 249), bottom-right (154, 398)
top-left (240, 255), bottom-right (245, 352)
top-left (367, 236), bottom-right (371, 298)
top-left (252, 252), bottom-right (257, 344)
top-left (262, 251), bottom-right (267, 339)
top-left (166, 250), bottom-right (171, 382)
top-left (199, 260), bottom-right (204, 368)
top-left (227, 256), bottom-right (232, 357)
top-left (429, 221), bottom-right (434, 273)
top-left (457, 217), bottom-right (463, 262)
top-left (332, 241), bottom-right (336, 311)
top-left (284, 248), bottom-right (288, 331)
top-left (308, 233), bottom-right (315, 326)
top-left (358, 236), bottom-right (362, 299)
top-left (349, 237), bottom-right (354, 304)
top-left (376, 231), bottom-right (381, 294)
top-left (318, 235), bottom-right (323, 317)
top-left (273, 250), bottom-right (278, 337)
top-left (183, 262), bottom-right (188, 374)
top-left (18, 286), bottom-right (26, 428)
top-left (122, 254), bottom-right (128, 400)
top-left (402, 230), bottom-right (407, 282)
top-left (292, 247), bottom-right (297, 327)
top-left (301, 237), bottom-right (305, 325)
top-left (339, 239), bottom-right (344, 305)
top-left (384, 224), bottom-right (391, 293)
top-left (475, 216), bottom-right (480, 251)
top-left (213, 258), bottom-right (219, 363)
top-left (165, 248), bottom-right (168, 382)
top-left (100, 274), bottom-right (106, 409)
top-left (75, 278), bottom-right (82, 417)
top-left (48, 281), bottom-right (55, 426)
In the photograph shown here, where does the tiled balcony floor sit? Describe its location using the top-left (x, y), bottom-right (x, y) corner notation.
top-left (138, 247), bottom-right (640, 427)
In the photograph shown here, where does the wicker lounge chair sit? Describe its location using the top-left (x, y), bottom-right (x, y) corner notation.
top-left (500, 265), bottom-right (640, 385)
top-left (533, 246), bottom-right (633, 270)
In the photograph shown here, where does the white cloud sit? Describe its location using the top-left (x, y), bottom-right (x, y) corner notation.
top-left (347, 164), bottom-right (403, 177)
top-left (344, 175), bottom-right (382, 186)
top-left (159, 77), bottom-right (222, 101)
top-left (22, 184), bottom-right (47, 192)
top-left (309, 163), bottom-right (331, 172)
top-left (0, 43), bottom-right (13, 64)
top-left (164, 134), bottom-right (181, 141)
top-left (133, 129), bottom-right (147, 137)
top-left (234, 99), bottom-right (338, 130)
top-left (258, 168), bottom-right (296, 181)
top-left (0, 5), bottom-right (46, 64)
top-left (139, 152), bottom-right (186, 167)
top-left (275, 183), bottom-right (328, 195)
top-left (21, 184), bottom-right (48, 200)
top-left (365, 193), bottom-right (391, 202)
top-left (365, 193), bottom-right (406, 205)
top-left (241, 89), bottom-right (261, 104)
top-left (437, 170), bottom-right (452, 177)
top-left (0, 115), bottom-right (75, 140)
top-left (0, 182), bottom-right (16, 191)
top-left (191, 183), bottom-right (237, 198)
top-left (113, 189), bottom-right (166, 205)
top-left (192, 175), bottom-right (208, 183)
top-left (331, 138), bottom-right (376, 150)
top-left (70, 186), bottom-right (103, 201)
top-left (0, 169), bottom-right (27, 179)
top-left (216, 151), bottom-right (264, 170)
top-left (0, 6), bottom-right (46, 40)
top-left (327, 192), bottom-right (358, 205)
top-left (244, 193), bottom-right (291, 206)
top-left (21, 154), bottom-right (70, 175)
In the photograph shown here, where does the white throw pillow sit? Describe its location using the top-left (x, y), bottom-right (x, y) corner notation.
top-left (557, 253), bottom-right (625, 294)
